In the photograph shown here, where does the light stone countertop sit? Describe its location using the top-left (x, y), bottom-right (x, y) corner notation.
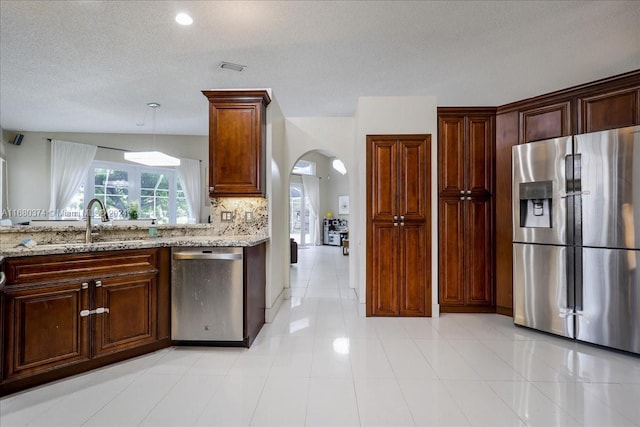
top-left (0, 235), bottom-right (269, 260)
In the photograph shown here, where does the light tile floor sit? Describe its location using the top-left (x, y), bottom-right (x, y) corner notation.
top-left (2, 245), bottom-right (640, 426)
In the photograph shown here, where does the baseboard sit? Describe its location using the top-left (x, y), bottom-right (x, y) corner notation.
top-left (265, 287), bottom-right (285, 323)
top-left (440, 305), bottom-right (496, 313)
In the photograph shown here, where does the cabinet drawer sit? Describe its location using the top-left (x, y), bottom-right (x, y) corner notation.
top-left (4, 249), bottom-right (159, 285)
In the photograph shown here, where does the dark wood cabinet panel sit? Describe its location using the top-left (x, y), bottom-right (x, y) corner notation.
top-left (369, 223), bottom-right (400, 316)
top-left (400, 223), bottom-right (430, 316)
top-left (367, 135), bottom-right (431, 317)
top-left (578, 88), bottom-right (640, 133)
top-left (438, 116), bottom-right (465, 193)
top-left (202, 90), bottom-right (271, 197)
top-left (399, 138), bottom-right (430, 221)
top-left (369, 139), bottom-right (397, 222)
top-left (437, 109), bottom-right (495, 312)
top-left (467, 116), bottom-right (494, 195)
top-left (494, 111), bottom-right (519, 316)
top-left (3, 282), bottom-right (89, 381)
top-left (244, 243), bottom-right (266, 347)
top-left (519, 101), bottom-right (571, 144)
top-left (465, 198), bottom-right (493, 306)
top-left (93, 274), bottom-right (157, 358)
top-left (438, 198), bottom-right (465, 305)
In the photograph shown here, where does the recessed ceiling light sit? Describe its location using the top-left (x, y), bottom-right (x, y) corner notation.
top-left (175, 13), bottom-right (193, 26)
top-left (219, 61), bottom-right (246, 72)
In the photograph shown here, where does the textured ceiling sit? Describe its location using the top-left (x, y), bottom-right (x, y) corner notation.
top-left (1, 0), bottom-right (639, 136)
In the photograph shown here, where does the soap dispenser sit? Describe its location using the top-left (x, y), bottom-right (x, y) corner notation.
top-left (149, 219), bottom-right (158, 238)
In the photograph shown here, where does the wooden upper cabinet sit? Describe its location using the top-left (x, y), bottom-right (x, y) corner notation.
top-left (202, 90), bottom-right (271, 198)
top-left (438, 111), bottom-right (493, 196)
top-left (519, 101), bottom-right (572, 144)
top-left (438, 116), bottom-right (465, 193)
top-left (578, 88), bottom-right (640, 133)
top-left (398, 138), bottom-right (429, 221)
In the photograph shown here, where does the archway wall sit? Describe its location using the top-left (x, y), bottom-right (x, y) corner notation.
top-left (284, 117), bottom-right (356, 290)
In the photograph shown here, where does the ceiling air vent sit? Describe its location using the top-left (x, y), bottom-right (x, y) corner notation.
top-left (218, 61), bottom-right (246, 72)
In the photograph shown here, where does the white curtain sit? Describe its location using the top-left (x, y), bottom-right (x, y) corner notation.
top-left (301, 175), bottom-right (320, 245)
top-left (49, 140), bottom-right (97, 218)
top-left (177, 158), bottom-right (201, 223)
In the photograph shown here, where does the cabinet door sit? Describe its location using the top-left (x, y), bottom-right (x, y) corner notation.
top-left (209, 102), bottom-right (263, 196)
top-left (93, 273), bottom-right (157, 358)
top-left (578, 88), bottom-right (640, 133)
top-left (399, 137), bottom-right (429, 221)
top-left (3, 282), bottom-right (89, 380)
top-left (438, 116), bottom-right (465, 195)
top-left (367, 138), bottom-right (397, 222)
top-left (467, 116), bottom-right (493, 195)
top-left (399, 223), bottom-right (429, 316)
top-left (368, 223), bottom-right (399, 316)
top-left (438, 197), bottom-right (465, 306)
top-left (464, 197), bottom-right (493, 306)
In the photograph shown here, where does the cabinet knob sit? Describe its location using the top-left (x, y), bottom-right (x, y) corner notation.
top-left (460, 190), bottom-right (465, 194)
top-left (82, 282), bottom-right (89, 289)
top-left (460, 196), bottom-right (465, 201)
top-left (466, 197), bottom-right (471, 200)
top-left (466, 190), bottom-right (471, 194)
top-left (95, 280), bottom-right (102, 288)
top-left (209, 186), bottom-right (215, 192)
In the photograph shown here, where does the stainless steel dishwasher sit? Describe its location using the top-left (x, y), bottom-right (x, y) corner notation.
top-left (171, 247), bottom-right (244, 344)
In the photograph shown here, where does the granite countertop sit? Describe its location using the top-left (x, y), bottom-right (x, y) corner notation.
top-left (0, 235), bottom-right (269, 259)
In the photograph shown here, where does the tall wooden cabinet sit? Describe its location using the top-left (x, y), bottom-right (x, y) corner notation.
top-left (438, 109), bottom-right (495, 312)
top-left (366, 135), bottom-right (431, 317)
top-left (202, 90), bottom-right (271, 198)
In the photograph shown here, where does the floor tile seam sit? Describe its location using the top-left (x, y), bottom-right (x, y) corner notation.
top-left (441, 378), bottom-right (526, 425)
top-left (486, 379), bottom-right (581, 426)
top-left (397, 377), bottom-right (473, 427)
top-left (572, 381), bottom-right (640, 425)
top-left (244, 375), bottom-right (270, 427)
top-left (134, 370), bottom-right (190, 427)
top-left (528, 380), bottom-right (624, 423)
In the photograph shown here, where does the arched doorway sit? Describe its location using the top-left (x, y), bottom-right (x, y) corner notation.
top-left (288, 150), bottom-right (350, 298)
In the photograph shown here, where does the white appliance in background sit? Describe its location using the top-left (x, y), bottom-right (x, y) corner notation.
top-left (323, 218), bottom-right (348, 246)
top-left (512, 125), bottom-right (640, 355)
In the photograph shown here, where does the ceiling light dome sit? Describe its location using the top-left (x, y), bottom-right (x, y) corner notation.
top-left (175, 13), bottom-right (193, 26)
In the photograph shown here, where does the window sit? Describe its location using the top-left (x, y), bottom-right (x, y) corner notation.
top-left (64, 160), bottom-right (188, 224)
top-left (292, 160), bottom-right (315, 176)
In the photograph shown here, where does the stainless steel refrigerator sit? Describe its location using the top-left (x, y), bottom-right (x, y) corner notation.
top-left (512, 125), bottom-right (640, 354)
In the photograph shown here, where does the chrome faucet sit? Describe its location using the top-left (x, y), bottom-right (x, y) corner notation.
top-left (85, 198), bottom-right (110, 243)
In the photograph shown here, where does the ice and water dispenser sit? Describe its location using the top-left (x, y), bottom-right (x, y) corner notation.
top-left (519, 181), bottom-right (553, 228)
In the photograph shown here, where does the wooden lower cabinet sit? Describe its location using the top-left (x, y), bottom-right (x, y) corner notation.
top-left (2, 281), bottom-right (90, 380)
top-left (93, 273), bottom-right (157, 358)
top-left (439, 196), bottom-right (493, 311)
top-left (1, 249), bottom-right (171, 396)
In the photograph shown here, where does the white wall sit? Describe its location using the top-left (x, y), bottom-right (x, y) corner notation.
top-left (354, 96), bottom-right (439, 316)
top-left (3, 131), bottom-right (208, 223)
top-left (265, 95), bottom-right (287, 321)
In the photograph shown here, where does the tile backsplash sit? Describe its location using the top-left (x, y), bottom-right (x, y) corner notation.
top-left (209, 197), bottom-right (268, 236)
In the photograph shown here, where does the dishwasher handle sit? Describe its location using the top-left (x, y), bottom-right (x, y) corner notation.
top-left (173, 252), bottom-right (243, 261)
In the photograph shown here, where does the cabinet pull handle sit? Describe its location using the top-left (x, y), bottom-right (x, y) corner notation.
top-left (95, 280), bottom-right (102, 288)
top-left (80, 307), bottom-right (110, 317)
top-left (0, 272), bottom-right (6, 289)
top-left (82, 282), bottom-right (89, 289)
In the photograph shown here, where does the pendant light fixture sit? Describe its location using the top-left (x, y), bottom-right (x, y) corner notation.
top-left (124, 103), bottom-right (181, 167)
